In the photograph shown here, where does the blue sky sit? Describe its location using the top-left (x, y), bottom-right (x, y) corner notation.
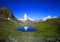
top-left (0, 0), bottom-right (60, 19)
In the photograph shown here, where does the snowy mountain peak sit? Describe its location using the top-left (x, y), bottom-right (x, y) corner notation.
top-left (23, 13), bottom-right (28, 19)
top-left (42, 16), bottom-right (57, 21)
top-left (18, 13), bottom-right (36, 23)
top-left (47, 16), bottom-right (52, 19)
top-left (42, 16), bottom-right (52, 21)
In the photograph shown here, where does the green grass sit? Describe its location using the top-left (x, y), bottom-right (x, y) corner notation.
top-left (0, 18), bottom-right (20, 41)
top-left (30, 18), bottom-right (60, 38)
top-left (0, 18), bottom-right (60, 41)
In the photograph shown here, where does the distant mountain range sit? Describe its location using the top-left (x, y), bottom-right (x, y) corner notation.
top-left (18, 13), bottom-right (58, 23)
top-left (40, 16), bottom-right (57, 22)
top-left (0, 6), bottom-right (59, 24)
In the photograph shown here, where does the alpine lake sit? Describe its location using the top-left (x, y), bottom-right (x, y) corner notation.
top-left (8, 26), bottom-right (60, 42)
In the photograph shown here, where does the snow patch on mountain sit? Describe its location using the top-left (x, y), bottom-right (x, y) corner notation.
top-left (42, 16), bottom-right (57, 21)
top-left (18, 13), bottom-right (36, 23)
top-left (18, 14), bottom-right (57, 23)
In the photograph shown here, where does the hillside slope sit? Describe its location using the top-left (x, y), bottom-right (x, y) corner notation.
top-left (31, 18), bottom-right (60, 38)
top-left (0, 6), bottom-right (60, 42)
top-left (0, 7), bottom-right (20, 42)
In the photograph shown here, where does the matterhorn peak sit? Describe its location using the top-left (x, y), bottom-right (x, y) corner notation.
top-left (18, 13), bottom-right (36, 23)
top-left (23, 13), bottom-right (28, 19)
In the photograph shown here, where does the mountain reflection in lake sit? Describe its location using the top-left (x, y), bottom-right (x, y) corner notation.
top-left (18, 26), bottom-right (37, 32)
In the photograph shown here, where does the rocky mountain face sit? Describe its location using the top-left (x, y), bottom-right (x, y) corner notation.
top-left (0, 7), bottom-right (15, 19)
top-left (0, 7), bottom-right (21, 24)
top-left (0, 7), bottom-right (20, 42)
top-left (18, 13), bottom-right (37, 24)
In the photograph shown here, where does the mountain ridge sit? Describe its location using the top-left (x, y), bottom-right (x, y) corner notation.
top-left (18, 13), bottom-right (36, 23)
top-left (0, 6), bottom-right (16, 20)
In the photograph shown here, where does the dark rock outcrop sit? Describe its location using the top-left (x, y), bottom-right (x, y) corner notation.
top-left (0, 6), bottom-right (15, 19)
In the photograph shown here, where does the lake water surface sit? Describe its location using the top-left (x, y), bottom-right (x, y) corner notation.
top-left (18, 26), bottom-right (37, 32)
